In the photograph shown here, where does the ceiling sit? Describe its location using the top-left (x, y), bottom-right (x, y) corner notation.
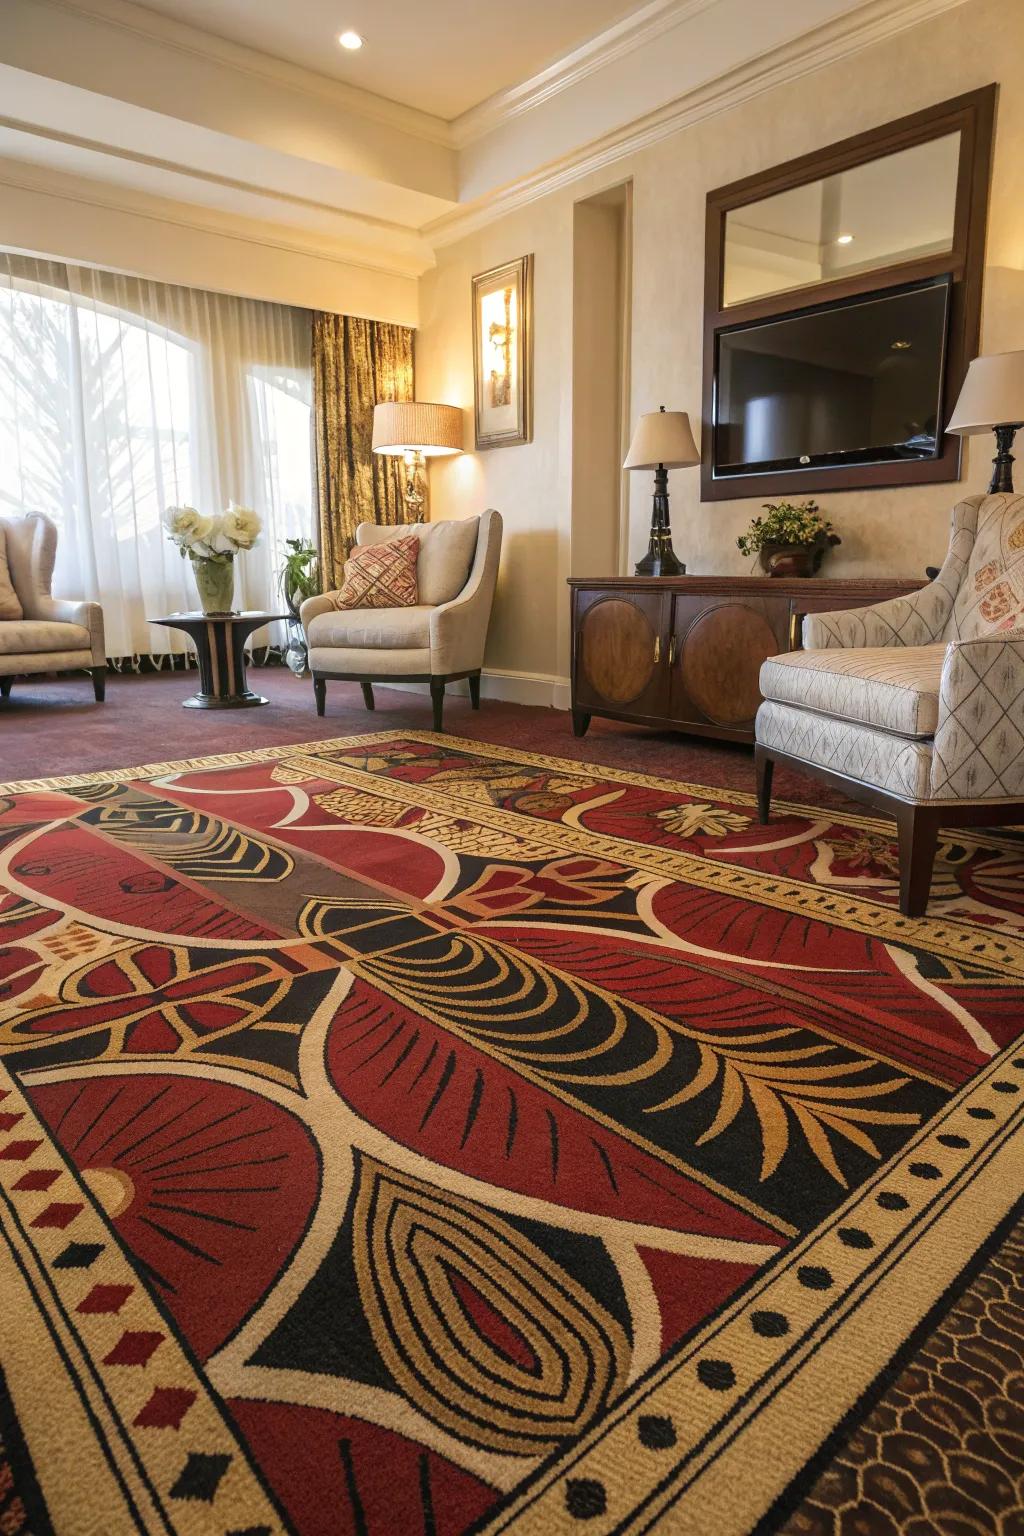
top-left (3, 0), bottom-right (960, 323)
top-left (128, 0), bottom-right (645, 119)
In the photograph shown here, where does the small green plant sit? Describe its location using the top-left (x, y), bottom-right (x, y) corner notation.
top-left (280, 537), bottom-right (321, 616)
top-left (736, 500), bottom-right (840, 557)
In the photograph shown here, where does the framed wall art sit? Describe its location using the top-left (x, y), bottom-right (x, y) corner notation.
top-left (472, 254), bottom-right (533, 449)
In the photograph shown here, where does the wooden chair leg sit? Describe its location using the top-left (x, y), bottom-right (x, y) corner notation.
top-left (755, 745), bottom-right (774, 824)
top-left (91, 666), bottom-right (106, 702)
top-left (360, 681), bottom-right (375, 711)
top-left (468, 673), bottom-right (481, 710)
top-left (0, 677), bottom-right (11, 699)
top-left (895, 803), bottom-right (940, 917)
top-left (313, 676), bottom-right (326, 717)
top-left (430, 679), bottom-right (445, 732)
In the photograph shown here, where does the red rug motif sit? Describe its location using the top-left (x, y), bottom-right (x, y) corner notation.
top-left (0, 732), bottom-right (1022, 1534)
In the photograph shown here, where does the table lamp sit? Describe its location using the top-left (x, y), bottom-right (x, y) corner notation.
top-left (372, 401), bottom-right (463, 515)
top-left (623, 407), bottom-right (699, 576)
top-left (947, 350), bottom-right (1024, 492)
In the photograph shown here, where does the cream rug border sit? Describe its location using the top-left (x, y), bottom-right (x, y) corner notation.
top-left (0, 727), bottom-right (1019, 848)
top-left (3, 731), bottom-right (1023, 1534)
top-left (4, 730), bottom-right (1022, 977)
top-left (485, 1042), bottom-right (1024, 1533)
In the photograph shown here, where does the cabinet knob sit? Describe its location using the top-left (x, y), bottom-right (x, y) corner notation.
top-left (653, 635), bottom-right (661, 664)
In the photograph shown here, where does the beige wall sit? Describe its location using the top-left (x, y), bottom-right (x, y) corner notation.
top-left (416, 0), bottom-right (1024, 693)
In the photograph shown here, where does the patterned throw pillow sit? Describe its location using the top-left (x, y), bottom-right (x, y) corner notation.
top-left (0, 527), bottom-right (23, 621)
top-left (334, 535), bottom-right (420, 609)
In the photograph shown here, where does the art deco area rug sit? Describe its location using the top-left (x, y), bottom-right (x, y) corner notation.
top-left (1, 732), bottom-right (1022, 1536)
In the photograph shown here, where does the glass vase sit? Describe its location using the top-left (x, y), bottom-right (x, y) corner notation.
top-left (284, 619), bottom-right (308, 677)
top-left (191, 556), bottom-right (235, 614)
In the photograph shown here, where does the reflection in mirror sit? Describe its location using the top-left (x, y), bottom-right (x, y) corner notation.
top-left (723, 132), bottom-right (960, 306)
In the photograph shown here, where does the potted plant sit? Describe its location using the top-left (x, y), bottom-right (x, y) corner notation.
top-left (164, 504), bottom-right (262, 612)
top-left (280, 537), bottom-right (321, 618)
top-left (737, 500), bottom-right (840, 577)
top-left (279, 537), bottom-right (321, 676)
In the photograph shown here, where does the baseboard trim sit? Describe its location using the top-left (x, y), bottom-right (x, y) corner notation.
top-left (379, 668), bottom-right (570, 711)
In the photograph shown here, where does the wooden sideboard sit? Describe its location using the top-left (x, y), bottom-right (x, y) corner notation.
top-left (568, 575), bottom-right (924, 743)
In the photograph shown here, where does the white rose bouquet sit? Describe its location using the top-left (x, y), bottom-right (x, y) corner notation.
top-left (164, 503), bottom-right (263, 614)
top-left (163, 503), bottom-right (262, 561)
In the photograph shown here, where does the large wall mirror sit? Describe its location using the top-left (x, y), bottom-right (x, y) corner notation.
top-left (702, 87), bottom-right (996, 501)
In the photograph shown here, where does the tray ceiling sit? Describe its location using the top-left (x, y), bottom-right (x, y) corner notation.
top-left (127, 0), bottom-right (645, 118)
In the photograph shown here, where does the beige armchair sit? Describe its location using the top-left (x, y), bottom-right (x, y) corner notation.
top-left (301, 510), bottom-right (502, 731)
top-left (0, 512), bottom-right (106, 702)
top-left (755, 493), bottom-right (1024, 915)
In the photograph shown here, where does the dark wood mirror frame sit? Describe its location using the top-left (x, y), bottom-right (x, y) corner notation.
top-left (700, 85), bottom-right (996, 503)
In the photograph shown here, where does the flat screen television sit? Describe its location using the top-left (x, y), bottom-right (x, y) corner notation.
top-left (712, 276), bottom-right (952, 480)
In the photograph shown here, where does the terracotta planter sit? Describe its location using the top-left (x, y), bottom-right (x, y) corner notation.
top-left (191, 555), bottom-right (235, 614)
top-left (759, 540), bottom-right (832, 578)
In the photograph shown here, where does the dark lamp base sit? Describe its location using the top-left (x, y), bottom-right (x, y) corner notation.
top-left (989, 423), bottom-right (1020, 494)
top-left (634, 463), bottom-right (685, 577)
top-left (635, 548), bottom-right (686, 577)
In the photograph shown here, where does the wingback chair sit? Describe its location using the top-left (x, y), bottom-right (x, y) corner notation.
top-left (300, 510), bottom-right (502, 732)
top-left (0, 512), bottom-right (106, 701)
top-left (755, 492), bottom-right (1024, 915)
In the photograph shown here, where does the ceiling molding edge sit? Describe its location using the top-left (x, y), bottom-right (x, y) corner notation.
top-left (449, 0), bottom-right (718, 149)
top-left (0, 112), bottom-right (439, 254)
top-left (427, 0), bottom-right (971, 249)
top-left (38, 0), bottom-right (456, 148)
top-left (0, 161), bottom-right (435, 279)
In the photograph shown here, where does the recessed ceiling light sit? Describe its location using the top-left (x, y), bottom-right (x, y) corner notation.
top-left (891, 339), bottom-right (912, 350)
top-left (338, 29), bottom-right (364, 49)
top-left (835, 233), bottom-right (854, 245)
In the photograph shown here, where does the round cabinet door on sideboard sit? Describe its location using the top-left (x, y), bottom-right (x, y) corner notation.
top-left (567, 576), bottom-right (925, 743)
top-left (671, 597), bottom-right (789, 737)
top-left (571, 589), bottom-right (670, 734)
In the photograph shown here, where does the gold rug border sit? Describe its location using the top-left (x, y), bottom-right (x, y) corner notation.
top-left (485, 1039), bottom-right (1024, 1533)
top-left (4, 730), bottom-right (1023, 978)
top-left (276, 750), bottom-right (1024, 979)
top-left (0, 1059), bottom-right (286, 1536)
top-left (4, 731), bottom-right (1023, 1533)
top-left (2, 726), bottom-right (1020, 850)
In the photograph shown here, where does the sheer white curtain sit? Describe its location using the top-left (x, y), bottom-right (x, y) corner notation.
top-left (0, 254), bottom-right (313, 658)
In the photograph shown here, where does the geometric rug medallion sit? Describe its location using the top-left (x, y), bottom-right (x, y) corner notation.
top-left (1, 732), bottom-right (1021, 1534)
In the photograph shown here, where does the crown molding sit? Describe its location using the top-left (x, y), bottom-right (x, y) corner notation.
top-left (0, 113), bottom-right (439, 263)
top-left (0, 159), bottom-right (435, 279)
top-left (449, 0), bottom-right (718, 148)
top-left (426, 0), bottom-right (971, 248)
top-left (33, 0), bottom-right (456, 148)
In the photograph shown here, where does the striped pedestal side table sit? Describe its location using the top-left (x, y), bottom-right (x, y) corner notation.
top-left (150, 611), bottom-right (289, 708)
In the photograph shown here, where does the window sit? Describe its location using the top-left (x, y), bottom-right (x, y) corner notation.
top-left (0, 256), bottom-right (314, 657)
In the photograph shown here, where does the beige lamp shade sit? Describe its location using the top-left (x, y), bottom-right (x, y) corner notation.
top-left (947, 351), bottom-right (1024, 434)
top-left (623, 409), bottom-right (699, 470)
top-left (372, 401), bottom-right (463, 456)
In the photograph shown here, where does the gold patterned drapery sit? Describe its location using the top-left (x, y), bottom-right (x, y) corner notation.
top-left (312, 313), bottom-right (415, 590)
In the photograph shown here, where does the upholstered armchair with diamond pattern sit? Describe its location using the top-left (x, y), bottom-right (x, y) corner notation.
top-left (0, 511), bottom-right (106, 702)
top-left (755, 493), bottom-right (1024, 915)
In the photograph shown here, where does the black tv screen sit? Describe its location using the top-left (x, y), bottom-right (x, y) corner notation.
top-left (713, 277), bottom-right (951, 478)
